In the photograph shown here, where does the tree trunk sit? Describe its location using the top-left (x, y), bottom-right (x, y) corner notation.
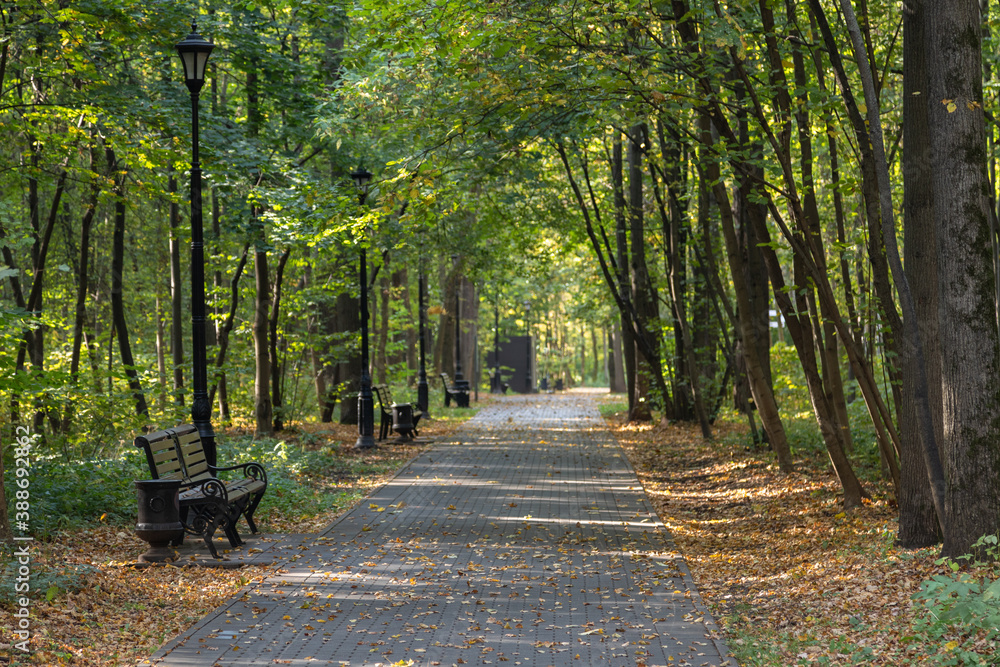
top-left (628, 123), bottom-right (657, 422)
top-left (376, 255), bottom-right (390, 385)
top-left (254, 242), bottom-right (273, 436)
top-left (787, 5), bottom-right (855, 456)
top-left (108, 152), bottom-right (148, 417)
top-left (732, 80), bottom-right (775, 440)
top-left (609, 327), bottom-right (626, 393)
top-left (269, 248), bottom-right (291, 431)
top-left (705, 141), bottom-right (793, 471)
top-left (899, 0), bottom-right (943, 548)
top-left (657, 121), bottom-right (691, 420)
top-left (926, 0), bottom-right (1000, 558)
top-left (63, 143), bottom-right (100, 432)
top-left (168, 164), bottom-right (184, 405)
top-left (209, 245), bottom-right (249, 410)
top-left (155, 296), bottom-right (167, 410)
top-left (613, 138), bottom-right (637, 413)
top-left (335, 291), bottom-right (361, 424)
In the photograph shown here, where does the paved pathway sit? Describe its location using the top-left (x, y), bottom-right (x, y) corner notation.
top-left (145, 391), bottom-right (737, 666)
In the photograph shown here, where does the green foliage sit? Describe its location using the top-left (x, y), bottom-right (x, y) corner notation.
top-left (906, 535), bottom-right (1000, 665)
top-left (0, 558), bottom-right (99, 606)
top-left (4, 455), bottom-right (147, 538)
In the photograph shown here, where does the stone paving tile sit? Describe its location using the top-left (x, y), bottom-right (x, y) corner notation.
top-left (144, 392), bottom-right (737, 666)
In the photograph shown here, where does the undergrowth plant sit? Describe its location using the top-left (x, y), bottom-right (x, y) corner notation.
top-left (907, 534), bottom-right (1000, 666)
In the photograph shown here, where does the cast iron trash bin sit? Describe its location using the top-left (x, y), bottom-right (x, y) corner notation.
top-left (134, 479), bottom-right (184, 563)
top-left (392, 403), bottom-right (416, 441)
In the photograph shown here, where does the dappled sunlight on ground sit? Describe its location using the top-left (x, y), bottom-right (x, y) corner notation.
top-left (606, 409), bottom-right (960, 666)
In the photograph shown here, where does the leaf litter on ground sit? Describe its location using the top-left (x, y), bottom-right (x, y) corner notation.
top-left (0, 419), bottom-right (457, 666)
top-left (607, 411), bottom-right (998, 666)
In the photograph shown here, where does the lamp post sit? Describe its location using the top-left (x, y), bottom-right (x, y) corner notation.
top-left (351, 167), bottom-right (376, 450)
top-left (416, 239), bottom-right (430, 416)
top-left (175, 22), bottom-right (216, 466)
top-left (451, 255), bottom-right (470, 407)
top-left (523, 300), bottom-right (532, 394)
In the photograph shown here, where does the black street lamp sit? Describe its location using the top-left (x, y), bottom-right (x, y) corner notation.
top-left (451, 255), bottom-right (470, 407)
top-left (416, 237), bottom-right (430, 416)
top-left (351, 167), bottom-right (376, 450)
top-left (176, 21), bottom-right (216, 466)
top-left (523, 299), bottom-right (532, 394)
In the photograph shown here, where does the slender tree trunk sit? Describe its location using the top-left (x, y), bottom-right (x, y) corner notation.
top-left (108, 152), bottom-right (148, 417)
top-left (209, 245), bottom-right (249, 409)
top-left (376, 255), bottom-right (390, 385)
top-left (168, 164), bottom-right (184, 405)
top-left (63, 143), bottom-right (100, 432)
top-left (155, 296), bottom-right (167, 410)
top-left (269, 247), bottom-right (291, 431)
top-left (253, 241), bottom-right (273, 436)
top-left (628, 123), bottom-right (657, 422)
top-left (732, 79), bottom-right (775, 442)
top-left (613, 138), bottom-right (637, 414)
top-left (703, 122), bottom-right (793, 470)
top-left (657, 121), bottom-right (691, 419)
top-left (787, 5), bottom-right (855, 457)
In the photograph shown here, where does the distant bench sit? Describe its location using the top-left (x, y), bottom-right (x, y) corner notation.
top-left (437, 373), bottom-right (460, 407)
top-left (135, 425), bottom-right (267, 559)
top-left (373, 384), bottom-right (423, 441)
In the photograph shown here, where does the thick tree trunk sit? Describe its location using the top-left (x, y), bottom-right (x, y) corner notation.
top-left (899, 0), bottom-right (943, 548)
top-left (926, 0), bottom-right (1000, 558)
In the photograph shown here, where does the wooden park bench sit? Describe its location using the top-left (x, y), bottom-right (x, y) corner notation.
top-left (438, 373), bottom-right (462, 407)
top-left (373, 384), bottom-right (423, 441)
top-left (134, 424), bottom-right (268, 559)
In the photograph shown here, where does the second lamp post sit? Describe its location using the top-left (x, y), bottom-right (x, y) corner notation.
top-left (175, 22), bottom-right (216, 465)
top-left (451, 255), bottom-right (470, 407)
top-left (351, 167), bottom-right (376, 450)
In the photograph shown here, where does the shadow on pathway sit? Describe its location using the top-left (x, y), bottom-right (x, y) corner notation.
top-left (143, 391), bottom-right (737, 666)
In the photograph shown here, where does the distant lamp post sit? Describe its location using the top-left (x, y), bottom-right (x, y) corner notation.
top-left (351, 166), bottom-right (376, 450)
top-left (523, 300), bottom-right (532, 394)
top-left (451, 255), bottom-right (471, 407)
top-left (416, 236), bottom-right (430, 416)
top-left (175, 21), bottom-right (216, 465)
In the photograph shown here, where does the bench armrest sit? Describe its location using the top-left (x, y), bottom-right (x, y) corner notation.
top-left (180, 477), bottom-right (230, 504)
top-left (210, 461), bottom-right (268, 486)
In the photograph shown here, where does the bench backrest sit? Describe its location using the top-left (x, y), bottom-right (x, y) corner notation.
top-left (373, 384), bottom-right (387, 408)
top-left (135, 424), bottom-right (212, 484)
